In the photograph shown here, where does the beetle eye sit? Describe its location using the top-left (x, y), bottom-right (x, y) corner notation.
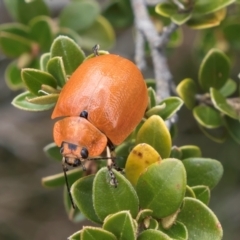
top-left (81, 147), bottom-right (88, 159)
top-left (80, 110), bottom-right (88, 119)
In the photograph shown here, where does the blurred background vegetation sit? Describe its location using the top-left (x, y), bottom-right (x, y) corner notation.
top-left (0, 0), bottom-right (239, 239)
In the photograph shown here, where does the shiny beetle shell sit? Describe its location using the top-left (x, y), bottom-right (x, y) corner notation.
top-left (52, 54), bottom-right (148, 157)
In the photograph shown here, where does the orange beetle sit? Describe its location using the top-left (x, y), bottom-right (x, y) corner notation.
top-left (52, 53), bottom-right (148, 201)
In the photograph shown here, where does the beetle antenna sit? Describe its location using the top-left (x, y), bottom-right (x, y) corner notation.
top-left (62, 163), bottom-right (76, 209)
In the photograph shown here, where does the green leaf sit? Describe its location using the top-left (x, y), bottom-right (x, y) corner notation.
top-left (72, 174), bottom-right (102, 224)
top-left (145, 79), bottom-right (156, 90)
top-left (50, 36), bottom-right (85, 75)
top-left (155, 3), bottom-right (191, 25)
top-left (155, 3), bottom-right (178, 18)
top-left (81, 227), bottom-right (117, 240)
top-left (12, 91), bottom-right (55, 111)
top-left (47, 57), bottom-right (67, 87)
top-left (29, 16), bottom-right (53, 52)
top-left (185, 185), bottom-right (196, 198)
top-left (68, 230), bottom-right (81, 240)
top-left (219, 79), bottom-right (237, 97)
top-left (40, 53), bottom-right (50, 71)
top-left (193, 0), bottom-right (235, 15)
top-left (199, 49), bottom-right (230, 91)
top-left (26, 94), bottom-right (59, 105)
top-left (136, 209), bottom-right (153, 223)
top-left (137, 229), bottom-right (172, 240)
top-left (176, 78), bottom-right (197, 110)
top-left (136, 115), bottom-right (172, 159)
top-left (136, 159), bottom-right (186, 218)
top-left (192, 185), bottom-right (210, 205)
top-left (157, 97), bottom-right (184, 120)
top-left (179, 145), bottom-right (202, 159)
top-left (42, 168), bottom-right (82, 188)
top-left (159, 221), bottom-right (188, 240)
top-left (93, 167), bottom-right (139, 221)
top-left (21, 68), bottom-right (57, 96)
top-left (187, 9), bottom-right (226, 29)
top-left (170, 146), bottom-right (182, 159)
top-left (147, 87), bottom-right (157, 109)
top-left (5, 60), bottom-right (24, 90)
top-left (224, 116), bottom-right (240, 144)
top-left (78, 15), bottom-right (115, 50)
top-left (59, 1), bottom-right (100, 32)
top-left (43, 142), bottom-right (62, 161)
top-left (145, 218), bottom-right (159, 230)
top-left (182, 158), bottom-right (223, 189)
top-left (210, 88), bottom-right (238, 119)
top-left (193, 105), bottom-right (223, 128)
top-left (3, 0), bottom-right (49, 24)
top-left (177, 198), bottom-right (223, 240)
top-left (103, 211), bottom-right (136, 240)
top-left (0, 32), bottom-right (32, 57)
top-left (145, 104), bottom-right (166, 118)
top-left (103, 0), bottom-right (133, 29)
top-left (198, 124), bottom-right (227, 143)
top-left (0, 23), bottom-right (30, 38)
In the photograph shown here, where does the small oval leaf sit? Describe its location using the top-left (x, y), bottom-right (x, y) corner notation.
top-left (12, 91), bottom-right (55, 111)
top-left (42, 168), bottom-right (82, 188)
top-left (59, 1), bottom-right (100, 32)
top-left (43, 142), bottom-right (62, 161)
top-left (158, 97), bottom-right (184, 120)
top-left (219, 79), bottom-right (237, 97)
top-left (29, 16), bottom-right (53, 51)
top-left (136, 159), bottom-right (186, 218)
top-left (191, 185), bottom-right (210, 205)
top-left (78, 15), bottom-right (115, 50)
top-left (176, 78), bottom-right (197, 110)
top-left (50, 36), bottom-right (85, 75)
top-left (21, 68), bottom-right (57, 96)
top-left (0, 31), bottom-right (32, 57)
top-left (177, 198), bottom-right (223, 240)
top-left (72, 174), bottom-right (102, 224)
top-left (199, 49), bottom-right (230, 91)
top-left (5, 60), bottom-right (24, 90)
top-left (159, 221), bottom-right (188, 240)
top-left (179, 145), bottom-right (202, 159)
top-left (182, 158), bottom-right (223, 189)
top-left (210, 88), bottom-right (238, 119)
top-left (136, 115), bottom-right (172, 159)
top-left (81, 227), bottom-right (117, 240)
top-left (26, 94), bottom-right (59, 105)
top-left (47, 57), bottom-right (67, 87)
top-left (93, 167), bottom-right (139, 221)
top-left (224, 116), bottom-right (240, 144)
top-left (193, 105), bottom-right (223, 128)
top-left (103, 211), bottom-right (136, 240)
top-left (137, 229), bottom-right (172, 240)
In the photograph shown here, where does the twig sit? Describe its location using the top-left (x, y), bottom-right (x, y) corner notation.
top-left (130, 0), bottom-right (178, 101)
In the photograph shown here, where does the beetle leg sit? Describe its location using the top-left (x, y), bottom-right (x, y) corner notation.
top-left (107, 138), bottom-right (115, 152)
top-left (107, 165), bottom-right (118, 187)
top-left (62, 158), bottom-right (76, 209)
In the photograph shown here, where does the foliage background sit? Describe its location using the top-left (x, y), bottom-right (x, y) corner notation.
top-left (0, 0), bottom-right (239, 239)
